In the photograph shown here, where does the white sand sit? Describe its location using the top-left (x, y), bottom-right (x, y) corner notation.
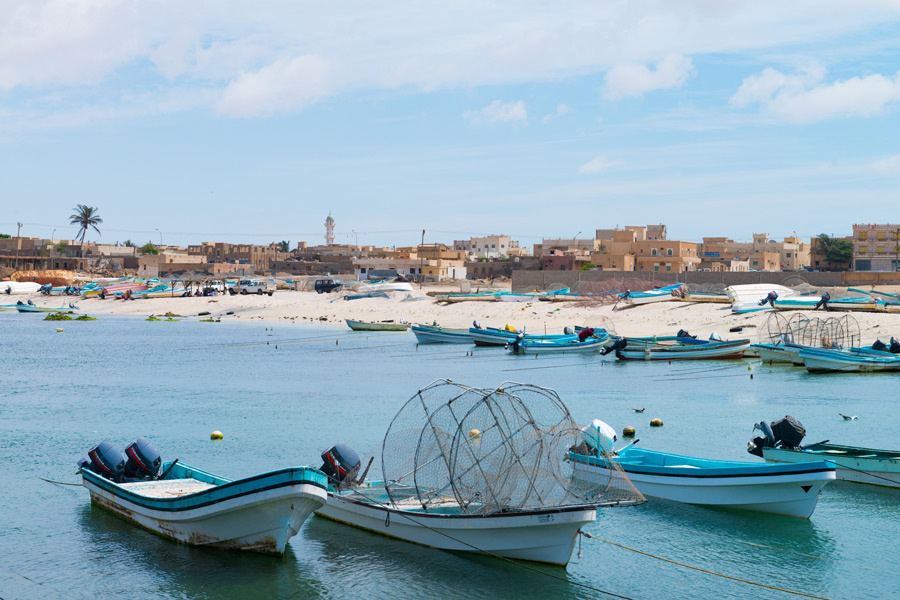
top-left (20, 288), bottom-right (900, 342)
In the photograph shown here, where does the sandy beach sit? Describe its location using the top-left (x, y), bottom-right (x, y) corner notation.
top-left (16, 286), bottom-right (900, 343)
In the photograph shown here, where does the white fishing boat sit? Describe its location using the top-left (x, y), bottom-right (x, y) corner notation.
top-left (505, 331), bottom-right (612, 354)
top-left (315, 380), bottom-right (644, 566)
top-left (346, 318), bottom-right (409, 332)
top-left (620, 284), bottom-right (683, 306)
top-left (1, 281), bottom-right (42, 295)
top-left (353, 280), bottom-right (415, 294)
top-left (410, 324), bottom-right (471, 343)
top-left (724, 284), bottom-right (795, 305)
top-left (799, 346), bottom-right (900, 373)
top-left (78, 439), bottom-right (327, 555)
top-left (570, 429), bottom-right (834, 518)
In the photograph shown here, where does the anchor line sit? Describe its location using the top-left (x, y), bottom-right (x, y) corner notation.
top-left (580, 532), bottom-right (832, 599)
top-left (822, 459), bottom-right (900, 485)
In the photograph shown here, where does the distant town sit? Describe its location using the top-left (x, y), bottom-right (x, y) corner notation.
top-left (1, 212), bottom-right (897, 282)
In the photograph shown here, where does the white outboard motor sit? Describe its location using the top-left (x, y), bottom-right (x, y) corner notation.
top-left (582, 419), bottom-right (617, 455)
top-left (709, 332), bottom-right (723, 341)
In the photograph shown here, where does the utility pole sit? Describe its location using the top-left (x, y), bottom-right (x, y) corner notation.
top-left (895, 228), bottom-right (899, 272)
top-left (419, 229), bottom-right (425, 288)
top-left (15, 222), bottom-right (22, 271)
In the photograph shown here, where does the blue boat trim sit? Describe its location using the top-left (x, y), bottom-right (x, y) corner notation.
top-left (83, 462), bottom-right (326, 512)
top-left (328, 492), bottom-right (601, 517)
top-left (570, 453), bottom-right (834, 478)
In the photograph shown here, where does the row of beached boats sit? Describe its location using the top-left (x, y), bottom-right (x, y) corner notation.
top-left (75, 381), bottom-right (900, 568)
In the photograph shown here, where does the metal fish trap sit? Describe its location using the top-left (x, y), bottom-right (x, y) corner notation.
top-left (380, 379), bottom-right (643, 515)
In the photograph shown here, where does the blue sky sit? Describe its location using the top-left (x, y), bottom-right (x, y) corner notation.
top-left (2, 1), bottom-right (900, 250)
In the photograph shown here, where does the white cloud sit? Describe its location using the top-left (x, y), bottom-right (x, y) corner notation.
top-left (731, 65), bottom-right (900, 123)
top-left (463, 100), bottom-right (527, 126)
top-left (216, 55), bottom-right (336, 117)
top-left (604, 55), bottom-right (694, 99)
top-left (579, 156), bottom-right (622, 174)
top-left (543, 103), bottom-right (573, 122)
top-left (871, 155), bottom-right (900, 174)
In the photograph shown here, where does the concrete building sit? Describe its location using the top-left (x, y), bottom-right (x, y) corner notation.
top-left (700, 234), bottom-right (810, 271)
top-left (809, 235), bottom-right (852, 271)
top-left (852, 224), bottom-right (900, 271)
top-left (633, 240), bottom-right (700, 273)
top-left (452, 235), bottom-right (521, 259)
top-left (532, 238), bottom-right (601, 257)
top-left (188, 242), bottom-right (280, 272)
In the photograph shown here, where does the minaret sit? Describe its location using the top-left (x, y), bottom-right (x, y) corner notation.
top-left (325, 213), bottom-right (335, 246)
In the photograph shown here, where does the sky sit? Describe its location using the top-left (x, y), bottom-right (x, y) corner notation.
top-left (2, 1), bottom-right (900, 250)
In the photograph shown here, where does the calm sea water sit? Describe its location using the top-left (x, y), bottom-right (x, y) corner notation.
top-left (1, 313), bottom-right (898, 600)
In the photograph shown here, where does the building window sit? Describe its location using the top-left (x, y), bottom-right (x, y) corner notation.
top-left (856, 259), bottom-right (871, 271)
top-left (878, 232), bottom-right (886, 240)
top-left (878, 246), bottom-right (886, 254)
top-left (666, 264), bottom-right (672, 272)
top-left (859, 232), bottom-right (867, 240)
top-left (786, 253), bottom-right (791, 258)
top-left (666, 248), bottom-right (673, 256)
top-left (654, 263), bottom-right (659, 271)
top-left (860, 246), bottom-right (867, 254)
top-left (651, 248), bottom-right (658, 256)
top-left (753, 261), bottom-right (758, 266)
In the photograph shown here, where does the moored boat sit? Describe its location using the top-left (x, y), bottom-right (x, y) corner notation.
top-left (571, 426), bottom-right (834, 517)
top-left (798, 346), bottom-right (900, 373)
top-left (314, 380), bottom-right (644, 566)
top-left (614, 338), bottom-right (750, 361)
top-left (411, 324), bottom-right (471, 343)
top-left (346, 318), bottom-right (409, 331)
top-left (78, 438), bottom-right (327, 554)
top-left (468, 323), bottom-right (577, 347)
top-left (506, 331), bottom-right (612, 354)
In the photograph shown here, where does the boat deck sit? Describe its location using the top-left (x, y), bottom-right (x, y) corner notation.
top-left (120, 478), bottom-right (215, 498)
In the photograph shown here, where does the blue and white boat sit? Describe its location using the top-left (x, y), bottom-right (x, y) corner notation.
top-left (614, 337), bottom-right (750, 361)
top-left (798, 346), bottom-right (900, 373)
top-left (570, 427), bottom-right (834, 517)
top-left (506, 330), bottom-right (612, 354)
top-left (78, 439), bottom-right (327, 554)
top-left (411, 324), bottom-right (472, 344)
top-left (468, 323), bottom-right (578, 347)
top-left (619, 283), bottom-right (683, 306)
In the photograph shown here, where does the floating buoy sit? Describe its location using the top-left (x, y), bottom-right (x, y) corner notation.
top-left (650, 419), bottom-right (663, 427)
top-left (748, 364), bottom-right (752, 371)
top-left (469, 428), bottom-right (481, 439)
top-left (56, 328), bottom-right (63, 332)
top-left (623, 426), bottom-right (636, 437)
top-left (210, 430), bottom-right (223, 440)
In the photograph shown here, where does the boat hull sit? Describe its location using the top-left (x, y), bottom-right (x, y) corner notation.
top-left (411, 325), bottom-right (471, 343)
top-left (316, 493), bottom-right (595, 566)
top-left (763, 445), bottom-right (900, 488)
top-left (799, 347), bottom-right (900, 373)
top-left (82, 464), bottom-right (327, 554)
top-left (616, 340), bottom-right (750, 361)
top-left (346, 319), bottom-right (408, 331)
top-left (506, 335), bottom-right (612, 354)
top-left (572, 452), bottom-right (834, 518)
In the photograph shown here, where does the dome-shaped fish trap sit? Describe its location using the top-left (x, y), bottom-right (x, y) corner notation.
top-left (380, 380), bottom-right (643, 515)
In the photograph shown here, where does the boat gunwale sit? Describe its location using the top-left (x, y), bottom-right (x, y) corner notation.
top-left (570, 452), bottom-right (834, 479)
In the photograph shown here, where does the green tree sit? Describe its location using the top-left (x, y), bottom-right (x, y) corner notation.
top-left (141, 242), bottom-right (160, 255)
top-left (123, 240), bottom-right (135, 247)
top-left (816, 234), bottom-right (852, 266)
top-left (278, 240), bottom-right (291, 252)
top-left (55, 242), bottom-right (67, 255)
top-left (580, 263), bottom-right (597, 270)
top-left (0, 233), bottom-right (10, 239)
top-left (69, 205), bottom-right (103, 243)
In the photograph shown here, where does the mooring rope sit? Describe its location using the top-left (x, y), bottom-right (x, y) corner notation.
top-left (39, 477), bottom-right (81, 487)
top-left (580, 532), bottom-right (832, 599)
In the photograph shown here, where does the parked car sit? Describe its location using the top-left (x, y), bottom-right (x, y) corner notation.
top-left (236, 279), bottom-right (273, 296)
top-left (314, 278), bottom-right (343, 294)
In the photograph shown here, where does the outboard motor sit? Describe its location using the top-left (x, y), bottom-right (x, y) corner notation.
top-left (83, 441), bottom-right (126, 482)
top-left (676, 329), bottom-right (697, 339)
top-left (891, 337), bottom-right (900, 354)
top-left (581, 419), bottom-right (617, 456)
top-left (320, 443), bottom-right (361, 486)
top-left (709, 332), bottom-right (723, 342)
top-left (601, 337), bottom-right (627, 356)
top-left (758, 291), bottom-right (779, 307)
top-left (510, 331), bottom-right (525, 353)
top-left (747, 416), bottom-right (806, 457)
top-left (472, 320), bottom-right (482, 330)
top-left (5, 285), bottom-right (11, 294)
top-left (872, 339), bottom-right (888, 352)
top-left (124, 437), bottom-right (162, 480)
top-left (563, 326), bottom-right (574, 335)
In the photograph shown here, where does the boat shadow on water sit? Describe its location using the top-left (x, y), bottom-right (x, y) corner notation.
top-left (303, 516), bottom-right (600, 599)
top-left (76, 503), bottom-right (325, 599)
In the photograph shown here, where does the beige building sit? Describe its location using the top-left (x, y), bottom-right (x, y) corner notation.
top-left (852, 224), bottom-right (900, 272)
top-left (633, 240), bottom-right (700, 273)
top-left (453, 235), bottom-right (521, 259)
top-left (188, 242), bottom-right (281, 272)
top-left (700, 234), bottom-right (810, 271)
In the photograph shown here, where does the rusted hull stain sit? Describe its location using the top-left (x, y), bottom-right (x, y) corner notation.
top-left (89, 492), bottom-right (284, 554)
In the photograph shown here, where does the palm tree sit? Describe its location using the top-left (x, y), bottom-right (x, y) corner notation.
top-left (278, 240), bottom-right (291, 252)
top-left (69, 205), bottom-right (103, 243)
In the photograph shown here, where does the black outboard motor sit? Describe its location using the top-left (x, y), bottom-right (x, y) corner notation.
top-left (676, 329), bottom-right (697, 339)
top-left (758, 291), bottom-right (778, 307)
top-left (320, 443), bottom-right (361, 486)
top-left (872, 339), bottom-right (888, 352)
top-left (124, 437), bottom-right (162, 480)
top-left (84, 441), bottom-right (126, 482)
top-left (891, 337), bottom-right (900, 354)
top-left (472, 320), bottom-right (482, 330)
top-left (602, 337), bottom-right (627, 356)
top-left (510, 331), bottom-right (525, 353)
top-left (748, 416), bottom-right (806, 457)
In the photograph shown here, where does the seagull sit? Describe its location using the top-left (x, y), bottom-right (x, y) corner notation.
top-left (839, 413), bottom-right (858, 421)
top-left (633, 408), bottom-right (646, 413)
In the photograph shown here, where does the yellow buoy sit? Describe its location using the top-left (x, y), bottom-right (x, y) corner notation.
top-left (469, 428), bottom-right (481, 439)
top-left (650, 419), bottom-right (663, 427)
top-left (622, 426), bottom-right (636, 437)
top-left (56, 328), bottom-right (63, 332)
top-left (210, 430), bottom-right (224, 440)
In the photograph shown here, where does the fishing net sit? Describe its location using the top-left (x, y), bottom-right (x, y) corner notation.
top-left (380, 380), bottom-right (643, 515)
top-left (761, 312), bottom-right (791, 344)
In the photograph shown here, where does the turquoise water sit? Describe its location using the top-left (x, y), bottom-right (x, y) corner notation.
top-left (1, 314), bottom-right (897, 599)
